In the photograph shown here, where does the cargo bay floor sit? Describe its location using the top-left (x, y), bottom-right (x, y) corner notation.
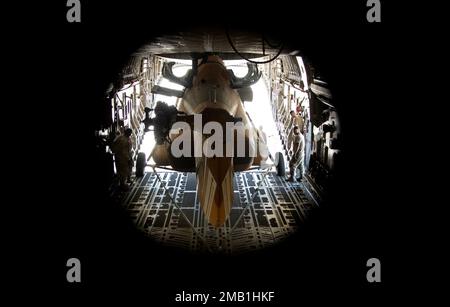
top-left (117, 170), bottom-right (317, 254)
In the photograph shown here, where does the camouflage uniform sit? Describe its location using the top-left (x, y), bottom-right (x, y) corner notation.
top-left (288, 132), bottom-right (305, 180)
top-left (111, 134), bottom-right (132, 187)
top-left (287, 114), bottom-right (304, 149)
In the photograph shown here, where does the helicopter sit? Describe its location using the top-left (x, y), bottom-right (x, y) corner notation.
top-left (137, 54), bottom-right (284, 227)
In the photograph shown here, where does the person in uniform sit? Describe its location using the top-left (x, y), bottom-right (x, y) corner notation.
top-left (111, 128), bottom-right (133, 190)
top-left (287, 126), bottom-right (305, 182)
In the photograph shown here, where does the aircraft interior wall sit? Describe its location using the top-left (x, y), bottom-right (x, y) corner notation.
top-left (95, 51), bottom-right (341, 199)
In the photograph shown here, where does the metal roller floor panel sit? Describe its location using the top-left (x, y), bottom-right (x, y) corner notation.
top-left (118, 171), bottom-right (316, 254)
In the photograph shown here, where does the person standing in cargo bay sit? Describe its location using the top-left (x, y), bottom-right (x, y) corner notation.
top-left (289, 110), bottom-right (303, 134)
top-left (111, 128), bottom-right (133, 190)
top-left (287, 126), bottom-right (305, 182)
